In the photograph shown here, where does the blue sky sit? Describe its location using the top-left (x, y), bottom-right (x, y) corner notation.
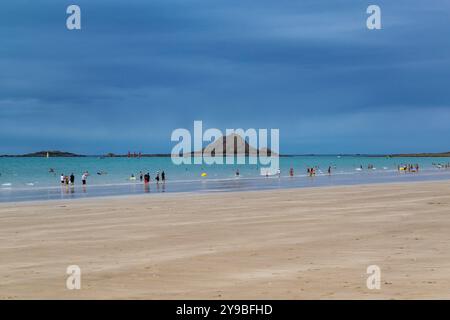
top-left (1, 0), bottom-right (449, 155)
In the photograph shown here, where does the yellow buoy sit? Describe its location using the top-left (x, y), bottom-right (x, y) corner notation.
top-left (201, 172), bottom-right (207, 177)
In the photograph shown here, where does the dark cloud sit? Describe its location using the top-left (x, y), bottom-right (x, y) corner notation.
top-left (0, 0), bottom-right (449, 154)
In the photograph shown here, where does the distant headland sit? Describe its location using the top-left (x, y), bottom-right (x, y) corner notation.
top-left (386, 152), bottom-right (450, 158)
top-left (0, 151), bottom-right (85, 158)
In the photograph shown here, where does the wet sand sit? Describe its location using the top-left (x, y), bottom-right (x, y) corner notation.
top-left (1, 180), bottom-right (450, 299)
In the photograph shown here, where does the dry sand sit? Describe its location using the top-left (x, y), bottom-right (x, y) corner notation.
top-left (1, 180), bottom-right (450, 299)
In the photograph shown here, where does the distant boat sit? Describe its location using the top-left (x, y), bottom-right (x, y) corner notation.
top-left (46, 152), bottom-right (49, 158)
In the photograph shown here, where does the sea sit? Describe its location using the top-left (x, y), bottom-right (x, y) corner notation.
top-left (1, 156), bottom-right (450, 203)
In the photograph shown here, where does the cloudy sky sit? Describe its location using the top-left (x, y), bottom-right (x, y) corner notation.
top-left (1, 0), bottom-right (449, 154)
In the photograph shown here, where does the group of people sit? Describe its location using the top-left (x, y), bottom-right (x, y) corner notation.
top-left (60, 171), bottom-right (89, 186)
top-left (307, 167), bottom-right (316, 176)
top-left (398, 164), bottom-right (419, 172)
top-left (59, 169), bottom-right (168, 187)
top-left (305, 166), bottom-right (332, 177)
top-left (60, 173), bottom-right (74, 185)
top-left (137, 170), bottom-right (166, 184)
top-left (263, 166), bottom-right (334, 178)
top-left (59, 169), bottom-right (169, 187)
top-left (357, 164), bottom-right (376, 170)
top-left (433, 163), bottom-right (450, 169)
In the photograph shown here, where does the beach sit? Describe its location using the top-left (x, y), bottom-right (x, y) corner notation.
top-left (1, 180), bottom-right (450, 299)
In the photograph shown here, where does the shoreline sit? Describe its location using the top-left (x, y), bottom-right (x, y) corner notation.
top-left (1, 180), bottom-right (450, 299)
top-left (2, 169), bottom-right (450, 204)
top-left (2, 177), bottom-right (450, 208)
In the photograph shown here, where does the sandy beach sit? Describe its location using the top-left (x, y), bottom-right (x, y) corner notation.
top-left (1, 180), bottom-right (450, 299)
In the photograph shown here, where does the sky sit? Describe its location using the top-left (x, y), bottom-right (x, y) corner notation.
top-left (0, 0), bottom-right (449, 155)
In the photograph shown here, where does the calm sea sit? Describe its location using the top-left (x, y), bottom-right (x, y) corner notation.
top-left (1, 156), bottom-right (449, 202)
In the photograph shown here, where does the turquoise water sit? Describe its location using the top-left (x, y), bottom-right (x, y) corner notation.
top-left (1, 156), bottom-right (449, 202)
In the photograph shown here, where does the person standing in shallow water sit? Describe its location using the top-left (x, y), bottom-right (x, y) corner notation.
top-left (70, 173), bottom-right (75, 185)
top-left (81, 172), bottom-right (88, 185)
top-left (161, 171), bottom-right (165, 183)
